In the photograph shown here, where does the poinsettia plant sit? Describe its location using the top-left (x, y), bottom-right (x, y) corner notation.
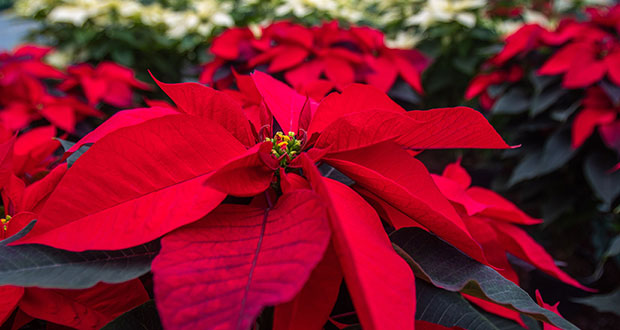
top-left (0, 68), bottom-right (585, 329)
top-left (465, 4), bottom-right (620, 318)
top-left (0, 44), bottom-right (149, 134)
top-left (466, 3), bottom-right (620, 214)
top-left (200, 21), bottom-right (430, 105)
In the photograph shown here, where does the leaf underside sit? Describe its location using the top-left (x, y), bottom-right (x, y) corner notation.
top-left (391, 227), bottom-right (578, 330)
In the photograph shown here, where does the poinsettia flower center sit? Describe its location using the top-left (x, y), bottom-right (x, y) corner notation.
top-left (265, 131), bottom-right (302, 166)
top-left (1, 214), bottom-right (11, 231)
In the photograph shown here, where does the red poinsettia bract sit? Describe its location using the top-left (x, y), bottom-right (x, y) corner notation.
top-left (428, 160), bottom-right (592, 326)
top-left (0, 44), bottom-right (149, 133)
top-left (466, 4), bottom-right (620, 159)
top-left (0, 131), bottom-right (148, 329)
top-left (59, 62), bottom-right (150, 108)
top-left (14, 71), bottom-right (512, 330)
top-left (572, 86), bottom-right (620, 153)
top-left (469, 4), bottom-right (620, 102)
top-left (201, 21), bottom-right (430, 95)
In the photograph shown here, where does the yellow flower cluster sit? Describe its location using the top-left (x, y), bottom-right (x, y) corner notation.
top-left (265, 131), bottom-right (302, 167)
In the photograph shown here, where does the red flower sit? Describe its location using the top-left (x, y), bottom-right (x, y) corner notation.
top-left (491, 24), bottom-right (547, 66)
top-left (539, 39), bottom-right (620, 88)
top-left (200, 21), bottom-right (430, 95)
top-left (465, 65), bottom-right (523, 110)
top-left (432, 160), bottom-right (590, 290)
top-left (535, 290), bottom-right (564, 330)
top-left (430, 160), bottom-right (590, 328)
top-left (14, 72), bottom-right (510, 329)
top-left (572, 86), bottom-right (620, 151)
top-left (59, 62), bottom-right (150, 108)
top-left (0, 45), bottom-right (117, 133)
top-left (0, 44), bottom-right (64, 87)
top-left (0, 76), bottom-right (101, 133)
top-left (0, 155), bottom-right (147, 329)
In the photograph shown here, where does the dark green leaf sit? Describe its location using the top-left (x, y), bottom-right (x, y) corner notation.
top-left (0, 220), bottom-right (36, 245)
top-left (573, 290), bottom-right (620, 317)
top-left (508, 129), bottom-right (577, 186)
top-left (318, 163), bottom-right (354, 186)
top-left (600, 80), bottom-right (620, 106)
top-left (67, 143), bottom-right (92, 168)
top-left (111, 48), bottom-right (134, 67)
top-left (391, 228), bottom-right (578, 330)
top-left (477, 45), bottom-right (504, 57)
top-left (55, 138), bottom-right (76, 152)
top-left (388, 79), bottom-right (421, 104)
top-left (550, 101), bottom-right (581, 122)
top-left (605, 236), bottom-right (620, 258)
top-left (529, 72), bottom-right (558, 93)
top-left (416, 279), bottom-right (499, 330)
top-left (584, 153), bottom-right (620, 211)
top-left (0, 240), bottom-right (159, 289)
top-left (101, 300), bottom-right (163, 330)
top-left (587, 235), bottom-right (620, 282)
top-left (492, 89), bottom-right (530, 115)
top-left (530, 88), bottom-right (567, 117)
top-left (482, 311), bottom-right (540, 330)
top-left (488, 84), bottom-right (508, 99)
top-left (453, 56), bottom-right (478, 75)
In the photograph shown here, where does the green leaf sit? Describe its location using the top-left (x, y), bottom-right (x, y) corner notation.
top-left (508, 129), bottom-right (577, 186)
top-left (453, 56), bottom-right (478, 75)
top-left (0, 239), bottom-right (159, 289)
top-left (67, 143), bottom-right (92, 168)
top-left (600, 80), bottom-right (620, 106)
top-left (573, 289), bottom-right (620, 317)
top-left (416, 279), bottom-right (499, 330)
top-left (550, 101), bottom-right (581, 122)
top-left (101, 300), bottom-right (162, 330)
top-left (488, 83), bottom-right (508, 98)
top-left (482, 311), bottom-right (540, 330)
top-left (55, 138), bottom-right (76, 152)
top-left (388, 79), bottom-right (421, 104)
top-left (529, 72), bottom-right (559, 93)
top-left (111, 48), bottom-right (134, 67)
top-left (584, 153), bottom-right (620, 211)
top-left (0, 220), bottom-right (36, 245)
top-left (604, 236), bottom-right (620, 258)
top-left (530, 88), bottom-right (567, 117)
top-left (391, 228), bottom-right (579, 330)
top-left (492, 89), bottom-right (530, 115)
top-left (587, 235), bottom-right (620, 282)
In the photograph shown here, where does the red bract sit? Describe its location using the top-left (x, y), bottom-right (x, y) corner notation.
top-left (14, 71), bottom-right (510, 329)
top-left (0, 163), bottom-right (148, 330)
top-left (200, 21), bottom-right (430, 95)
top-left (535, 290), bottom-right (564, 330)
top-left (432, 160), bottom-right (590, 290)
top-left (431, 160), bottom-right (590, 329)
top-left (572, 86), bottom-right (620, 150)
top-left (0, 44), bottom-right (64, 87)
top-left (0, 44), bottom-right (148, 133)
top-left (0, 123), bottom-right (60, 186)
top-left (59, 62), bottom-right (150, 108)
top-left (470, 4), bottom-right (620, 106)
top-left (467, 3), bottom-right (620, 161)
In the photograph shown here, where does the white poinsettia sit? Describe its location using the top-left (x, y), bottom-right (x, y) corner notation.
top-left (495, 9), bottom-right (556, 36)
top-left (406, 0), bottom-right (486, 29)
top-left (15, 0), bottom-right (236, 40)
top-left (385, 31), bottom-right (422, 49)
